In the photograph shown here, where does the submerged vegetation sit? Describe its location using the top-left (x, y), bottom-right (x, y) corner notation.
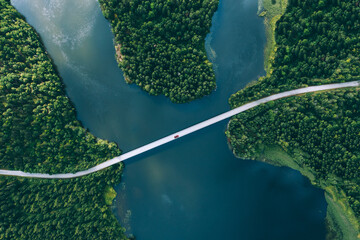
top-left (228, 0), bottom-right (360, 239)
top-left (0, 1), bottom-right (127, 238)
top-left (99, 0), bottom-right (218, 103)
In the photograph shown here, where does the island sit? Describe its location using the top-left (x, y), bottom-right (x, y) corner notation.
top-left (98, 0), bottom-right (218, 103)
top-left (0, 1), bottom-right (128, 239)
top-left (227, 0), bottom-right (360, 239)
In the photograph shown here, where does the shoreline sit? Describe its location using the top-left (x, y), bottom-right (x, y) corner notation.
top-left (230, 144), bottom-right (360, 239)
top-left (227, 0), bottom-right (360, 239)
top-left (115, 43), bottom-right (132, 84)
top-left (257, 0), bottom-right (287, 76)
top-left (1, 1), bottom-right (128, 238)
top-left (98, 0), bottom-right (219, 103)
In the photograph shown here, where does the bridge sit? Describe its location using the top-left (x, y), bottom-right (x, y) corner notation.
top-left (0, 81), bottom-right (359, 179)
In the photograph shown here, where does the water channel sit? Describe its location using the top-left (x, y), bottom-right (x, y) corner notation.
top-left (12, 0), bottom-right (327, 239)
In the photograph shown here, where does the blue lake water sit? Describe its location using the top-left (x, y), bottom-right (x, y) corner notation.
top-left (12, 0), bottom-right (327, 239)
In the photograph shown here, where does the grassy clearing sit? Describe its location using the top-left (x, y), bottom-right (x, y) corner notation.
top-left (231, 1), bottom-right (360, 237)
top-left (253, 144), bottom-right (316, 183)
top-left (258, 0), bottom-right (288, 75)
top-left (325, 188), bottom-right (360, 240)
top-left (247, 143), bottom-right (360, 239)
top-left (104, 186), bottom-right (117, 205)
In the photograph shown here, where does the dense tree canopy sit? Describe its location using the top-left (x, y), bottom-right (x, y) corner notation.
top-left (230, 0), bottom-right (360, 107)
top-left (227, 90), bottom-right (360, 217)
top-left (0, 1), bottom-right (127, 239)
top-left (227, 0), bottom-right (360, 233)
top-left (99, 0), bottom-right (218, 103)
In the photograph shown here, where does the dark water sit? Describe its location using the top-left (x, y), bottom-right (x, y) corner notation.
top-left (12, 0), bottom-right (327, 239)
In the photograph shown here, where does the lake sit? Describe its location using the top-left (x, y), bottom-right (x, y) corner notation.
top-left (12, 0), bottom-right (327, 239)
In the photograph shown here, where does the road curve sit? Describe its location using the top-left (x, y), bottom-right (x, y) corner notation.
top-left (0, 81), bottom-right (359, 179)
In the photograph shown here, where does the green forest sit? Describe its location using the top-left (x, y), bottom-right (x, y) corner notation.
top-left (230, 0), bottom-right (360, 107)
top-left (227, 0), bottom-right (359, 239)
top-left (0, 1), bottom-right (127, 239)
top-left (99, 0), bottom-right (218, 103)
top-left (228, 89), bottom-right (360, 215)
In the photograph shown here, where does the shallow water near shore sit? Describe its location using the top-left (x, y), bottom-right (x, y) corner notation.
top-left (12, 0), bottom-right (327, 239)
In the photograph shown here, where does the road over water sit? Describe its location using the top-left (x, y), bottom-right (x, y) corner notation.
top-left (0, 81), bottom-right (358, 178)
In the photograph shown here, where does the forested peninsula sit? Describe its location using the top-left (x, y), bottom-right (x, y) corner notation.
top-left (227, 0), bottom-right (360, 239)
top-left (99, 0), bottom-right (218, 103)
top-left (0, 1), bottom-right (127, 239)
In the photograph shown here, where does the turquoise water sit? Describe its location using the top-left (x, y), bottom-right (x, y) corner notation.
top-left (12, 0), bottom-right (327, 239)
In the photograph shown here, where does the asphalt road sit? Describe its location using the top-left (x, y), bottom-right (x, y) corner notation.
top-left (0, 81), bottom-right (358, 179)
